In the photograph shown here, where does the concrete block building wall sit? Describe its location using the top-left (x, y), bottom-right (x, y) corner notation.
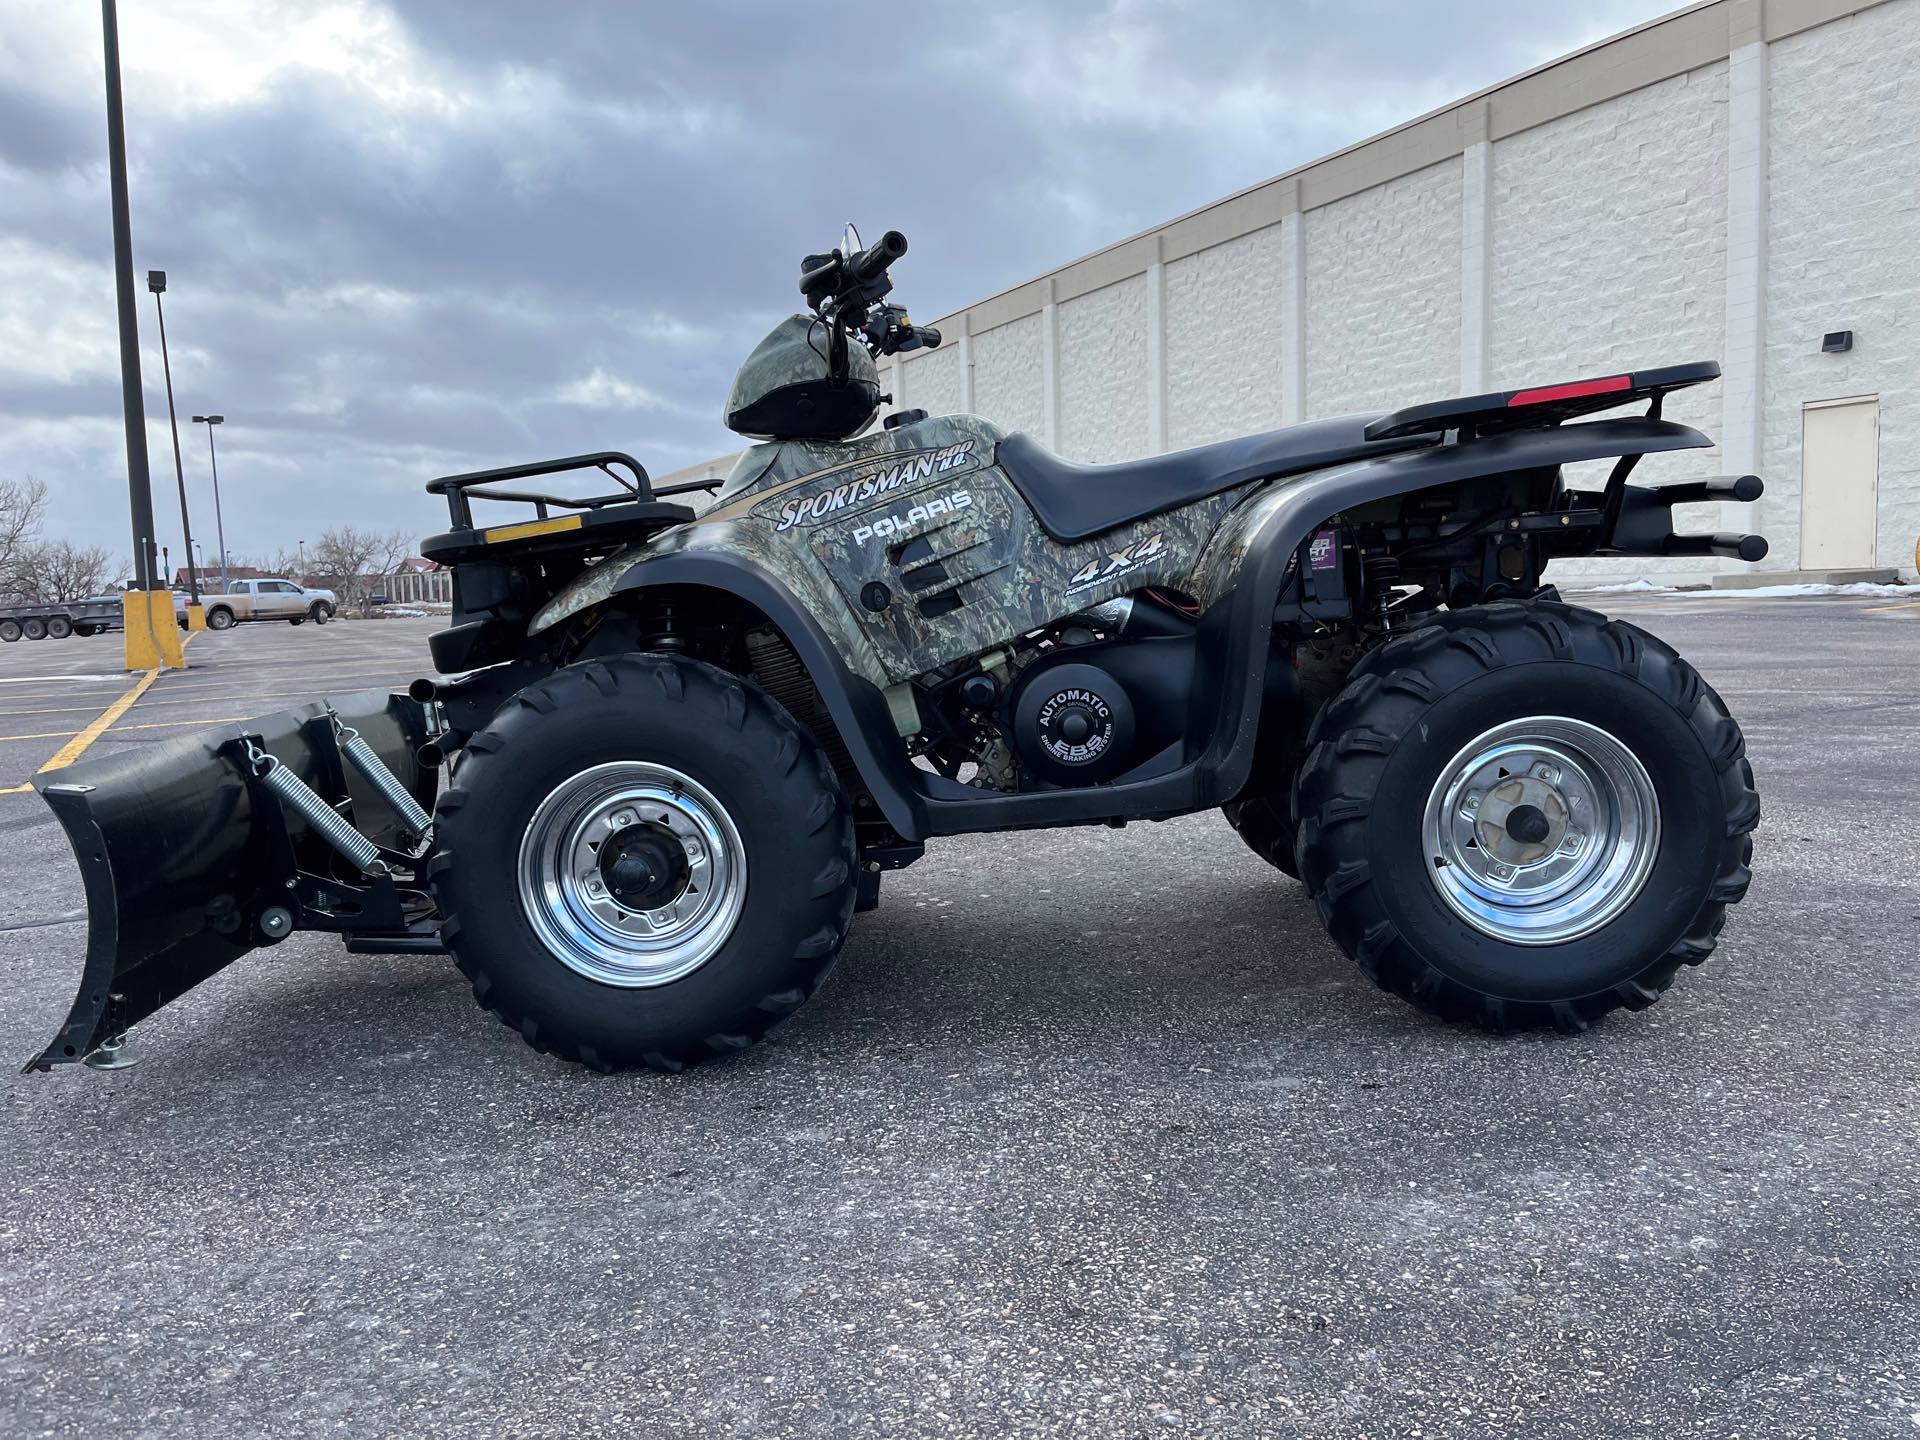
top-left (967, 312), bottom-right (1046, 442)
top-left (1763, 2), bottom-right (1920, 575)
top-left (1304, 158), bottom-right (1463, 419)
top-left (1487, 63), bottom-right (1732, 578)
top-left (1163, 225), bottom-right (1288, 451)
top-left (683, 0), bottom-right (1914, 586)
top-left (1057, 275), bottom-right (1151, 462)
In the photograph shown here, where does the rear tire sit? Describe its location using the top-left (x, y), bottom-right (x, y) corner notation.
top-left (1296, 601), bottom-right (1756, 1032)
top-left (21, 617), bottom-right (46, 641)
top-left (0, 620), bottom-right (19, 642)
top-left (206, 607), bottom-right (234, 630)
top-left (1222, 789), bottom-right (1300, 879)
top-left (46, 615), bottom-right (72, 639)
top-left (429, 654), bottom-right (858, 1072)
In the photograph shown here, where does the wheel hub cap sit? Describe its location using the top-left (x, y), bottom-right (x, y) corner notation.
top-left (518, 762), bottom-right (745, 987)
top-left (1420, 717), bottom-right (1660, 945)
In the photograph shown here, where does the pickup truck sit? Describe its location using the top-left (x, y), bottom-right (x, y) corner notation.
top-left (198, 578), bottom-right (338, 630)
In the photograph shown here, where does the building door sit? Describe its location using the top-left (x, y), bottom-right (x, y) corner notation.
top-left (1800, 396), bottom-right (1880, 570)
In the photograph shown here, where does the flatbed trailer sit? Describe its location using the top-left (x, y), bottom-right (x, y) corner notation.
top-left (0, 595), bottom-right (138, 642)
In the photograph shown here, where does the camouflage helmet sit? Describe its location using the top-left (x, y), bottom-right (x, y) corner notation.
top-left (724, 314), bottom-right (881, 442)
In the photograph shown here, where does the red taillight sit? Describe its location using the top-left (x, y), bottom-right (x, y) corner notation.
top-left (1507, 375), bottom-right (1632, 407)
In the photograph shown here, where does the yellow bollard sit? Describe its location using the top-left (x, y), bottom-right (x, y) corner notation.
top-left (120, 590), bottom-right (187, 671)
top-left (186, 602), bottom-right (207, 633)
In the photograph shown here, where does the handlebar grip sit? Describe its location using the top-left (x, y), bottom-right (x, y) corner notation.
top-left (851, 230), bottom-right (908, 283)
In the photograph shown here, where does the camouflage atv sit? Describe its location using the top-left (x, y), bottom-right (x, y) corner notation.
top-left (31, 226), bottom-right (1763, 1075)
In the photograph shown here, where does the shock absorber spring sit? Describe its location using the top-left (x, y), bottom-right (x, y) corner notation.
top-left (331, 712), bottom-right (433, 840)
top-left (243, 739), bottom-right (384, 874)
top-left (1364, 553), bottom-right (1403, 630)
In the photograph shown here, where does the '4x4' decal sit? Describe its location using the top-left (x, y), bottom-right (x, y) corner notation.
top-left (1065, 532), bottom-right (1166, 596)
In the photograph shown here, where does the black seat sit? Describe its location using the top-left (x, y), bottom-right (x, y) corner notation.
top-left (996, 415), bottom-right (1430, 544)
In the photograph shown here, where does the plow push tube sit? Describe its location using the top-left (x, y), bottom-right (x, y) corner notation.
top-left (28, 689), bottom-right (436, 1072)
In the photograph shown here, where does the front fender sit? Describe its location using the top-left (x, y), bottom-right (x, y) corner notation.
top-left (533, 544), bottom-right (926, 839)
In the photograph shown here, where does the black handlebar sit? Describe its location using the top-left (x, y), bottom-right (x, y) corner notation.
top-left (850, 230), bottom-right (907, 284)
top-left (799, 227), bottom-right (938, 361)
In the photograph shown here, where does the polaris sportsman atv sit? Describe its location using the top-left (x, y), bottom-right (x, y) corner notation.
top-left (30, 226), bottom-right (1762, 1075)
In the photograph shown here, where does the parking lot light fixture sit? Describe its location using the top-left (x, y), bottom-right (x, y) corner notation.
top-left (191, 413), bottom-right (229, 591)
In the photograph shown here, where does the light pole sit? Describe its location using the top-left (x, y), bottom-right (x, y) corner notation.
top-left (98, 0), bottom-right (184, 674)
top-left (297, 538), bottom-right (306, 579)
top-left (147, 270), bottom-right (199, 605)
top-left (191, 413), bottom-right (229, 591)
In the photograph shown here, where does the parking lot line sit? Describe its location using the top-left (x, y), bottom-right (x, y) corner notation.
top-left (0, 633), bottom-right (200, 793)
top-left (28, 665), bottom-right (166, 768)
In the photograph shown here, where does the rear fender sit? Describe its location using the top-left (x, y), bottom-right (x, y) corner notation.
top-left (1189, 416), bottom-right (1713, 788)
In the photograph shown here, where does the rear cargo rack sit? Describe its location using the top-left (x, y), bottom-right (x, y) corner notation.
top-left (423, 451), bottom-right (707, 564)
top-left (1363, 361), bottom-right (1721, 442)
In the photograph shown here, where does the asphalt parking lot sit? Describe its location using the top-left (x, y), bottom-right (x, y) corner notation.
top-left (1, 596), bottom-right (1917, 1437)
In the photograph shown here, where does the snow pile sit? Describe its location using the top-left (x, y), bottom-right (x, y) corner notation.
top-left (1578, 579), bottom-right (1676, 594)
top-left (1688, 581), bottom-right (1920, 599)
top-left (1571, 580), bottom-right (1920, 600)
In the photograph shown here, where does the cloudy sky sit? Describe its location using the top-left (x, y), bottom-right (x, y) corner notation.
top-left (2, 0), bottom-right (1681, 568)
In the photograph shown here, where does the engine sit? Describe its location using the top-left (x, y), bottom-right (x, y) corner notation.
top-left (911, 594), bottom-right (1198, 793)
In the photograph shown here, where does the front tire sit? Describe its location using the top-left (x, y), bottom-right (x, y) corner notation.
top-left (310, 603), bottom-right (331, 625)
top-left (429, 654), bottom-right (858, 1072)
top-left (206, 607), bottom-right (235, 630)
top-left (1296, 601), bottom-right (1756, 1032)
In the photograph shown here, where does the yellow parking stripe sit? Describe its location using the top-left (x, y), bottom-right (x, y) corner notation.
top-left (30, 666), bottom-right (166, 768)
top-left (0, 633), bottom-right (198, 792)
top-left (0, 713), bottom-right (246, 744)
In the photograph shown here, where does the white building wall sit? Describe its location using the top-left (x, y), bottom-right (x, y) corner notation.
top-left (1056, 275), bottom-right (1151, 461)
top-left (669, 0), bottom-right (1919, 583)
top-left (1304, 158), bottom-right (1464, 418)
top-left (969, 311), bottom-right (1046, 439)
top-left (1164, 225), bottom-right (1288, 451)
top-left (899, 339), bottom-right (967, 419)
top-left (1490, 63), bottom-right (1731, 577)
top-left (1762, 2), bottom-right (1920, 574)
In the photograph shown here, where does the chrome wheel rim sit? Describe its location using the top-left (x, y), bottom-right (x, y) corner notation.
top-left (1420, 716), bottom-right (1659, 945)
top-left (518, 761), bottom-right (746, 987)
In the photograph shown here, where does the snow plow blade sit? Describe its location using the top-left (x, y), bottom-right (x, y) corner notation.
top-left (28, 689), bottom-right (437, 1072)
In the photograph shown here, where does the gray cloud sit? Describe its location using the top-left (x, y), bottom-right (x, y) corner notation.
top-left (1, 0), bottom-right (1678, 566)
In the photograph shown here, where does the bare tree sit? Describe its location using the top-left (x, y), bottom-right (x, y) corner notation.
top-left (15, 540), bottom-right (116, 602)
top-left (0, 477), bottom-right (48, 597)
top-left (311, 526), bottom-right (417, 615)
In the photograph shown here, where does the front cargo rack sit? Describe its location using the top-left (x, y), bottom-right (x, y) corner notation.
top-left (421, 451), bottom-right (714, 564)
